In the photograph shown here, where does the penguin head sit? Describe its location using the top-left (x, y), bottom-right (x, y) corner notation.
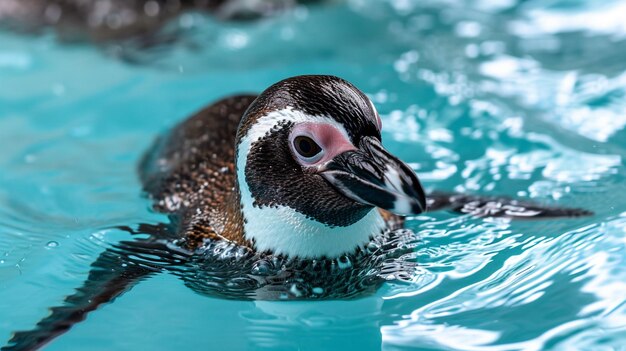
top-left (235, 75), bottom-right (426, 258)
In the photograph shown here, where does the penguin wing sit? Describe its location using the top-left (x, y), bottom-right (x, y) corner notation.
top-left (426, 191), bottom-right (592, 219)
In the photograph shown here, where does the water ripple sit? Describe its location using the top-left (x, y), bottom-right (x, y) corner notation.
top-left (1, 0), bottom-right (626, 350)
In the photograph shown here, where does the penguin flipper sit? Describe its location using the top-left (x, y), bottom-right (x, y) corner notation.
top-left (2, 240), bottom-right (167, 351)
top-left (426, 191), bottom-right (592, 219)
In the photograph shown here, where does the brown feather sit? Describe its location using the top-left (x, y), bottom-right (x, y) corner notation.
top-left (140, 95), bottom-right (256, 249)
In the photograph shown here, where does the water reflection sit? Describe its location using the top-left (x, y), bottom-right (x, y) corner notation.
top-left (1, 0), bottom-right (626, 349)
top-left (245, 299), bottom-right (383, 350)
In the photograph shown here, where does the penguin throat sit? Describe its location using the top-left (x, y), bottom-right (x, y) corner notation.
top-left (239, 197), bottom-right (385, 258)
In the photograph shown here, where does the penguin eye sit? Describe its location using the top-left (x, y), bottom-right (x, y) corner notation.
top-left (293, 136), bottom-right (323, 161)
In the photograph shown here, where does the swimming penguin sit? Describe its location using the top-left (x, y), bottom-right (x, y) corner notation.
top-left (3, 75), bottom-right (591, 351)
top-left (140, 75), bottom-right (428, 258)
top-left (0, 0), bottom-right (318, 42)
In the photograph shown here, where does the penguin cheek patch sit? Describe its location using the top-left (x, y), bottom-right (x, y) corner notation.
top-left (289, 122), bottom-right (356, 168)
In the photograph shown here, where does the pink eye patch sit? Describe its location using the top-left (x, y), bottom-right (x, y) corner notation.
top-left (289, 122), bottom-right (356, 166)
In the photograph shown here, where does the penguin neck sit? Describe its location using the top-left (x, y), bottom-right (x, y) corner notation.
top-left (234, 138), bottom-right (386, 260)
top-left (235, 176), bottom-right (386, 259)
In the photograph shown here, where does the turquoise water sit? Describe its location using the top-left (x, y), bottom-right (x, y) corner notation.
top-left (1, 0), bottom-right (626, 350)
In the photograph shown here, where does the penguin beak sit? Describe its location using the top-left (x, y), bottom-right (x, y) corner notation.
top-left (320, 136), bottom-right (427, 215)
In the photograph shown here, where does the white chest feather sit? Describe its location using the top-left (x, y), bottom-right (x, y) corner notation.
top-left (236, 108), bottom-right (387, 258)
top-left (239, 201), bottom-right (385, 258)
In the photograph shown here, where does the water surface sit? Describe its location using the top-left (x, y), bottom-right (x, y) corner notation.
top-left (1, 0), bottom-right (625, 350)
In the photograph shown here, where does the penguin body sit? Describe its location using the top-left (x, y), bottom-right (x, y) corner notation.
top-left (140, 76), bottom-right (422, 258)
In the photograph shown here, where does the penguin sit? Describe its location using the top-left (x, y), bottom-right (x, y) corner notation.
top-left (2, 75), bottom-right (591, 351)
top-left (139, 75), bottom-right (427, 258)
top-left (0, 0), bottom-right (318, 42)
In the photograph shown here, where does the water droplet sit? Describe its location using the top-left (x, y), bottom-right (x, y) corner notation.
top-left (312, 287), bottom-right (324, 294)
top-left (367, 242), bottom-right (380, 253)
top-left (46, 241), bottom-right (59, 248)
top-left (251, 260), bottom-right (270, 275)
top-left (337, 256), bottom-right (352, 269)
top-left (290, 284), bottom-right (303, 297)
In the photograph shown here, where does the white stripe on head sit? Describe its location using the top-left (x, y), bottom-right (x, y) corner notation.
top-left (240, 107), bottom-right (352, 146)
top-left (236, 107), bottom-right (386, 258)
